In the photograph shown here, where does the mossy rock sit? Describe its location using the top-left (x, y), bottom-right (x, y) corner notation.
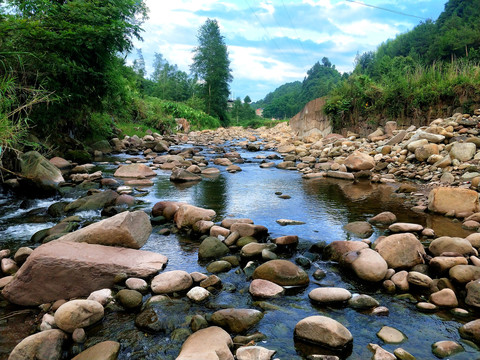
top-left (65, 149), bottom-right (92, 164)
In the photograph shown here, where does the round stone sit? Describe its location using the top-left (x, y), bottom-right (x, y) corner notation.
top-left (294, 315), bottom-right (353, 349)
top-left (151, 270), bottom-right (193, 294)
top-left (54, 300), bottom-right (104, 333)
top-left (252, 260), bottom-right (309, 286)
top-left (308, 287), bottom-right (352, 304)
top-left (376, 326), bottom-right (406, 344)
top-left (249, 279), bottom-right (284, 298)
top-left (186, 286), bottom-right (211, 302)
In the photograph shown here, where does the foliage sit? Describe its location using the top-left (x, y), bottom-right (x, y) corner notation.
top-left (159, 100), bottom-right (220, 130)
top-left (326, 60), bottom-right (480, 131)
top-left (0, 53), bottom-right (51, 151)
top-left (191, 19), bottom-right (233, 126)
top-left (255, 58), bottom-right (341, 119)
top-left (1, 0), bottom-right (148, 138)
top-left (229, 97), bottom-right (256, 125)
top-left (147, 53), bottom-right (197, 102)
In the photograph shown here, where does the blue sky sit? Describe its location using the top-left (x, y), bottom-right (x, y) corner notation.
top-left (133, 0), bottom-right (446, 101)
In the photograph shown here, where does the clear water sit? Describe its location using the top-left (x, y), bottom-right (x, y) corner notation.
top-left (0, 141), bottom-right (478, 360)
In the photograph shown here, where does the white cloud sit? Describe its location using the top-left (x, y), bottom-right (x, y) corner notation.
top-left (133, 0), bottom-right (442, 100)
top-left (229, 46), bottom-right (305, 82)
top-left (259, 1), bottom-right (275, 15)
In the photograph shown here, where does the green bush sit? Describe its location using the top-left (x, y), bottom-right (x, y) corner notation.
top-left (327, 59), bottom-right (480, 131)
top-left (158, 100), bottom-right (220, 130)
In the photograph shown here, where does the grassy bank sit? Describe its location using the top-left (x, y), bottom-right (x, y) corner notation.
top-left (325, 60), bottom-right (480, 132)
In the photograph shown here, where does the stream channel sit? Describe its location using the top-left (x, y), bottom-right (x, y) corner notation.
top-left (0, 138), bottom-right (479, 359)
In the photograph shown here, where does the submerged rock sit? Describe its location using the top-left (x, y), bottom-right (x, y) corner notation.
top-left (428, 187), bottom-right (480, 216)
top-left (374, 233), bottom-right (425, 269)
top-left (211, 308), bottom-right (264, 333)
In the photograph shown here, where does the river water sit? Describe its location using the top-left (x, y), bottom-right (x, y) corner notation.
top-left (0, 139), bottom-right (478, 359)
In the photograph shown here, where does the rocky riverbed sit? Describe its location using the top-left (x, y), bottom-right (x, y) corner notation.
top-left (2, 112), bottom-right (480, 359)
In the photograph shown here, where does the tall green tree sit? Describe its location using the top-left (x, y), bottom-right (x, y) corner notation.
top-left (0, 0), bottom-right (148, 138)
top-left (191, 18), bottom-right (232, 126)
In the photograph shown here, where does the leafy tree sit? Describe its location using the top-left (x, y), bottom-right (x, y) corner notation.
top-left (191, 18), bottom-right (232, 126)
top-left (148, 52), bottom-right (195, 102)
top-left (133, 49), bottom-right (146, 78)
top-left (0, 0), bottom-right (148, 138)
top-left (244, 95), bottom-right (251, 104)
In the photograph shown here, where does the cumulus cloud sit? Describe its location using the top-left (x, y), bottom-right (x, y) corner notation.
top-left (133, 0), bottom-right (443, 101)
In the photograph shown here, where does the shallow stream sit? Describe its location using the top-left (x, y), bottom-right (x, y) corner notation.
top-left (0, 139), bottom-right (479, 359)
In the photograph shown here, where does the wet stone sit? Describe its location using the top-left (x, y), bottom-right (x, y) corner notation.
top-left (308, 287), bottom-right (352, 304)
top-left (376, 326), bottom-right (406, 344)
top-left (432, 340), bottom-right (464, 358)
top-left (348, 294), bottom-right (379, 310)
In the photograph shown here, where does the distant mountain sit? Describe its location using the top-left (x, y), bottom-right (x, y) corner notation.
top-left (254, 57), bottom-right (342, 119)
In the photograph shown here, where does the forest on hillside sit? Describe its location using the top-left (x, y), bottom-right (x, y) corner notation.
top-left (259, 0), bottom-right (480, 131)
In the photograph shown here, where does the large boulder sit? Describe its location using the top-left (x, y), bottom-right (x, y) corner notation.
top-left (174, 205), bottom-right (216, 229)
top-left (294, 315), bottom-right (353, 349)
top-left (54, 299), bottom-right (104, 333)
top-left (64, 189), bottom-right (118, 213)
top-left (211, 309), bottom-right (263, 333)
top-left (252, 260), bottom-right (309, 286)
top-left (344, 150), bottom-right (375, 171)
top-left (450, 142), bottom-right (477, 162)
top-left (429, 237), bottom-right (476, 257)
top-left (374, 233), bottom-right (426, 269)
top-left (8, 329), bottom-right (67, 360)
top-left (2, 240), bottom-right (167, 306)
top-left (177, 326), bottom-right (233, 360)
top-left (71, 341), bottom-right (120, 360)
top-left (57, 210), bottom-right (151, 249)
top-left (114, 163), bottom-right (156, 178)
top-left (428, 187), bottom-right (480, 216)
top-left (20, 151), bottom-right (64, 193)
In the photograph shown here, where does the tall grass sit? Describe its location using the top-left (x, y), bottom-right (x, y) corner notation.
top-left (325, 60), bottom-right (480, 131)
top-left (0, 73), bottom-right (50, 152)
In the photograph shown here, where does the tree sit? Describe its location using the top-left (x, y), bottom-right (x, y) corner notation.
top-left (191, 18), bottom-right (232, 126)
top-left (1, 0), bottom-right (148, 138)
top-left (244, 95), bottom-right (252, 104)
top-left (149, 52), bottom-right (194, 102)
top-left (133, 49), bottom-right (146, 78)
